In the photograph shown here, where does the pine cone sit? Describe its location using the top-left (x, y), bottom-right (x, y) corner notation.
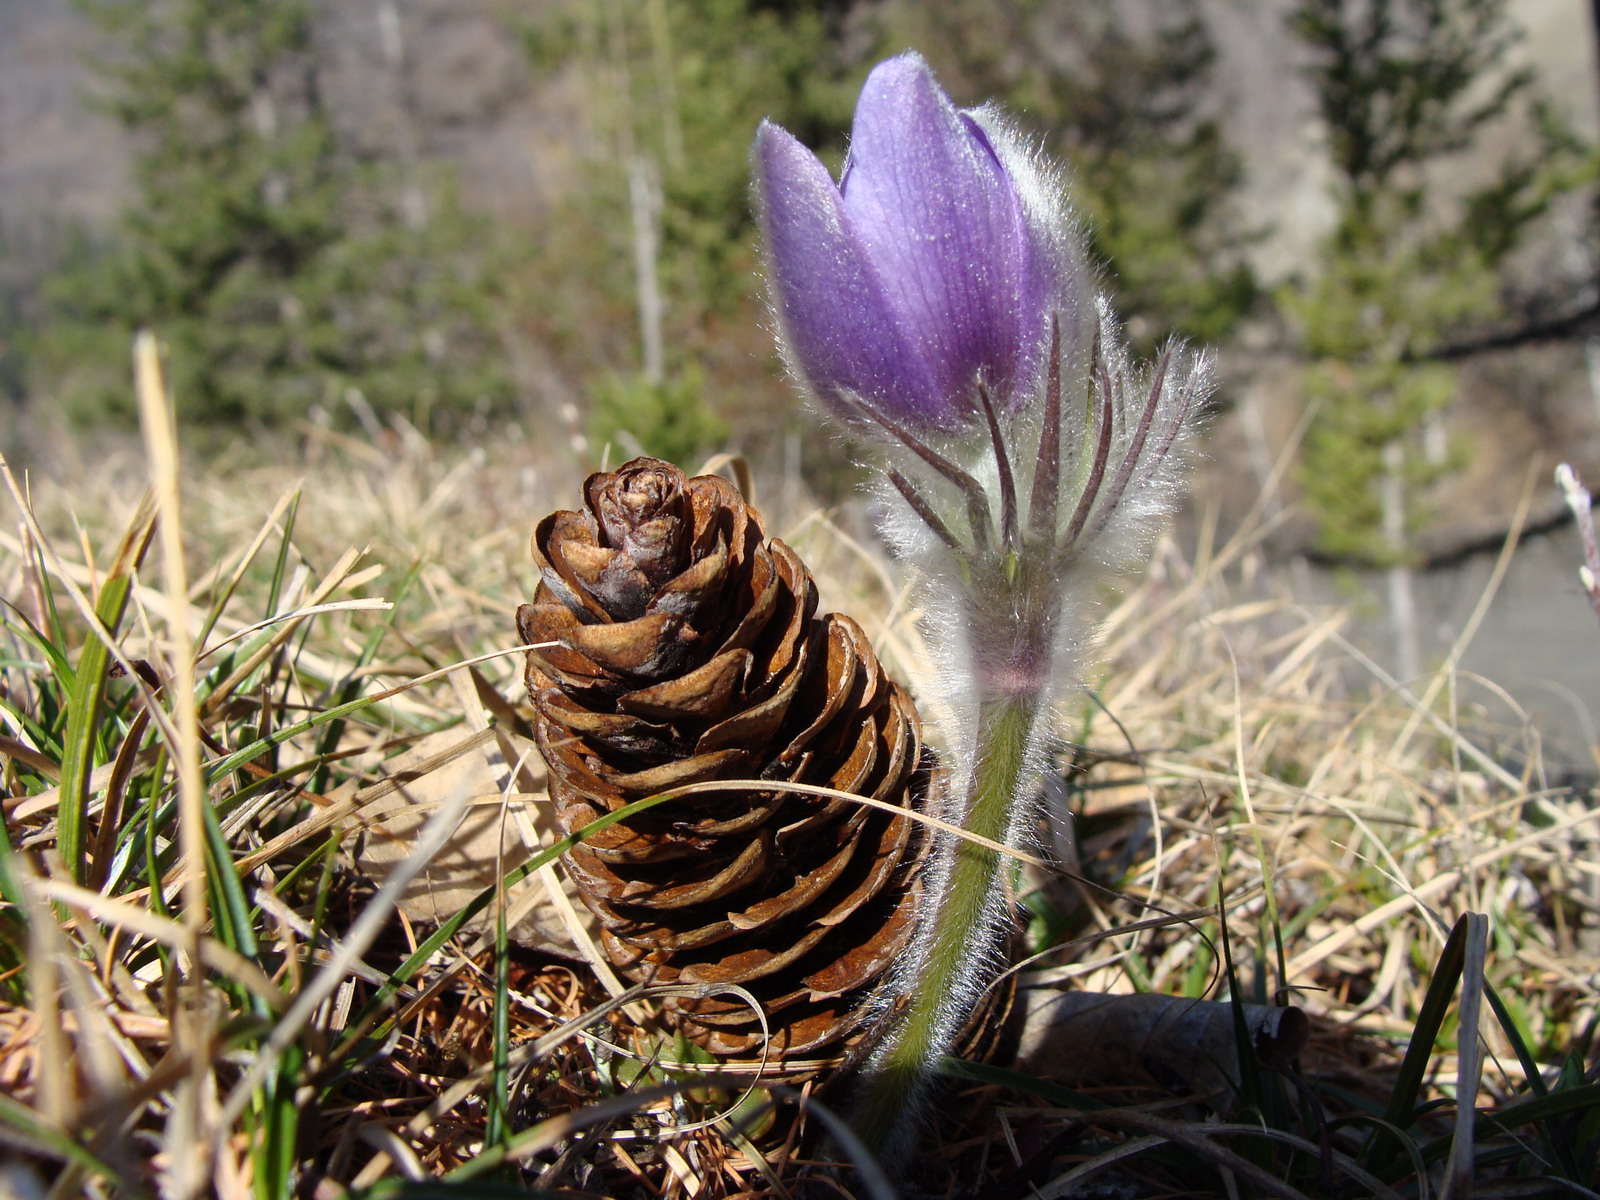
top-left (516, 458), bottom-right (928, 1064)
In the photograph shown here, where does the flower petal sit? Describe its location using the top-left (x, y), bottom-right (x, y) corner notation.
top-left (840, 53), bottom-right (1043, 411)
top-left (754, 120), bottom-right (949, 425)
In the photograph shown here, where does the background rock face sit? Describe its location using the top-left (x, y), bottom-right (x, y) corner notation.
top-left (0, 0), bottom-right (128, 316)
top-left (0, 0), bottom-right (563, 257)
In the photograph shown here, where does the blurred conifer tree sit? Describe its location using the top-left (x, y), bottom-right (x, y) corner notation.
top-left (31, 0), bottom-right (514, 429)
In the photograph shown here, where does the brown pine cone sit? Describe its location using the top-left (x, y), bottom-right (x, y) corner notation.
top-left (516, 457), bottom-right (929, 1066)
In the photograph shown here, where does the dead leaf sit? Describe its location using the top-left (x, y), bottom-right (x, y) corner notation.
top-left (349, 728), bottom-right (592, 956)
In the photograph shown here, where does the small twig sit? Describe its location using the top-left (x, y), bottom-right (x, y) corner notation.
top-left (1554, 463), bottom-right (1600, 631)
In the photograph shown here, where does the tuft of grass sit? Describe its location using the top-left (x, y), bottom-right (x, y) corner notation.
top-left (0, 386), bottom-right (1597, 1197)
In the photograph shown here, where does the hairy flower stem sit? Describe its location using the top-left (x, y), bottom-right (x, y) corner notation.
top-left (855, 669), bottom-right (1044, 1156)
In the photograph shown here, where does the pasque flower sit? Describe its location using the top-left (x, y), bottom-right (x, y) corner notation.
top-left (755, 53), bottom-right (1072, 432)
top-left (755, 53), bottom-right (1209, 1163)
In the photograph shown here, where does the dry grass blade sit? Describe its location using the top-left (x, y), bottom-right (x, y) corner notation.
top-left (649, 776), bottom-right (1055, 870)
top-left (134, 335), bottom-right (216, 1193)
top-left (1034, 1106), bottom-right (1325, 1200)
top-left (1445, 913), bottom-right (1490, 1200)
top-left (214, 774), bottom-right (475, 1138)
top-left (32, 877), bottom-right (280, 1005)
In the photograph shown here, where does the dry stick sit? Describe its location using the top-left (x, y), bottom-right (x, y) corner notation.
top-left (133, 331), bottom-right (216, 1199)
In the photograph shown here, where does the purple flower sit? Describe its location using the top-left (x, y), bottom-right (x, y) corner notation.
top-left (749, 52), bottom-right (1208, 1161)
top-left (755, 53), bottom-right (1063, 432)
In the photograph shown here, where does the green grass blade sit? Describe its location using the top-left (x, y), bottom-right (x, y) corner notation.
top-left (205, 690), bottom-right (410, 783)
top-left (485, 889), bottom-right (511, 1150)
top-left (0, 804), bottom-right (24, 911)
top-left (309, 560), bottom-right (421, 794)
top-left (1473, 1083), bottom-right (1600, 1134)
top-left (253, 1043), bottom-right (304, 1200)
top-left (1216, 890), bottom-right (1267, 1121)
top-left (0, 605), bottom-right (73, 690)
top-left (56, 508), bottom-right (153, 882)
top-left (1328, 1113), bottom-right (1432, 1200)
top-left (1444, 913), bottom-right (1488, 1198)
top-left (197, 488), bottom-right (302, 654)
top-left (1483, 977), bottom-right (1584, 1180)
top-left (201, 792), bottom-right (263, 967)
top-left (1483, 979), bottom-right (1546, 1098)
top-left (1367, 912), bottom-right (1470, 1174)
top-left (1400, 1084), bottom-right (1600, 1183)
top-left (263, 490), bottom-right (301, 619)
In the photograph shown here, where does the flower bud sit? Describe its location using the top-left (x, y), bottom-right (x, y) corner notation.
top-left (754, 53), bottom-right (1071, 433)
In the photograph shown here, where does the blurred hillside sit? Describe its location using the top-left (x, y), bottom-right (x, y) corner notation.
top-left (3, 3), bottom-right (1596, 455)
top-left (6, 0), bottom-right (1600, 757)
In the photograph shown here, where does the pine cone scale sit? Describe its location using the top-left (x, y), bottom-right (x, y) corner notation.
top-left (608, 750), bottom-right (755, 798)
top-left (616, 648), bottom-right (750, 720)
top-left (695, 653), bottom-right (806, 753)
